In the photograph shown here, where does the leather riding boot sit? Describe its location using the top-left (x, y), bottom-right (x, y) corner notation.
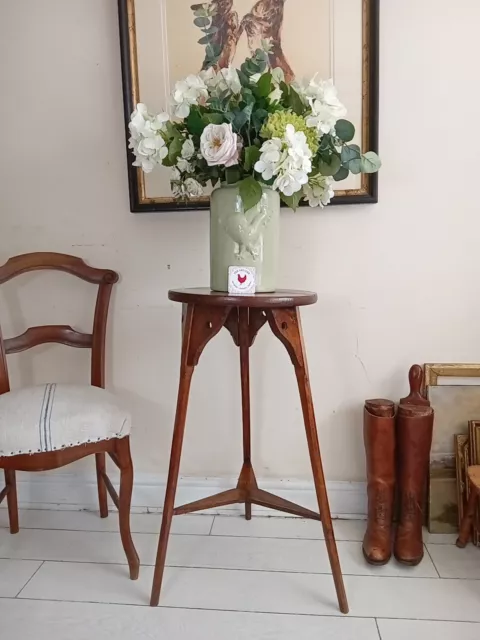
top-left (394, 404), bottom-right (434, 565)
top-left (363, 399), bottom-right (396, 565)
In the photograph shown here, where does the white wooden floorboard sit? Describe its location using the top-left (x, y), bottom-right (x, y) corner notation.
top-left (0, 598), bottom-right (380, 640)
top-left (426, 543), bottom-right (480, 579)
top-left (0, 558), bottom-right (43, 597)
top-left (377, 618), bottom-right (480, 640)
top-left (0, 528), bottom-right (437, 577)
top-left (211, 515), bottom-right (367, 540)
top-left (18, 563), bottom-right (480, 622)
top-left (0, 508), bottom-right (214, 535)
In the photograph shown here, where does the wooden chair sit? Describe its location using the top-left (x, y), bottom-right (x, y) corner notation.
top-left (456, 466), bottom-right (480, 549)
top-left (0, 252), bottom-right (139, 580)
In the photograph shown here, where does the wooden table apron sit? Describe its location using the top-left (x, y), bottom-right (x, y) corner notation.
top-left (149, 288), bottom-right (349, 615)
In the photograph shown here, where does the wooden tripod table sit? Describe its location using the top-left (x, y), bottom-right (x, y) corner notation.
top-left (150, 288), bottom-right (348, 614)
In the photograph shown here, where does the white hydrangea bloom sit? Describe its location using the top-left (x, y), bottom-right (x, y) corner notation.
top-left (303, 174), bottom-right (335, 208)
top-left (171, 74), bottom-right (208, 119)
top-left (304, 79), bottom-right (347, 135)
top-left (128, 104), bottom-right (169, 173)
top-left (184, 178), bottom-right (204, 198)
top-left (255, 124), bottom-right (312, 197)
top-left (255, 138), bottom-right (284, 181)
top-left (201, 66), bottom-right (242, 96)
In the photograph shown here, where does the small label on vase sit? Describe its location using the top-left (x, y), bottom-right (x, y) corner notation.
top-left (228, 267), bottom-right (256, 295)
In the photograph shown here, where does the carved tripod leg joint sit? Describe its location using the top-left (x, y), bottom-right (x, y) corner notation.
top-left (266, 307), bottom-right (306, 370)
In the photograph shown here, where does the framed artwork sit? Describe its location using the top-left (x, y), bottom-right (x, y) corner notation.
top-left (118, 0), bottom-right (380, 213)
top-left (455, 433), bottom-right (469, 528)
top-left (424, 364), bottom-right (480, 533)
top-left (468, 420), bottom-right (480, 546)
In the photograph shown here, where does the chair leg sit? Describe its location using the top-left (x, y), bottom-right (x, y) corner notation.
top-left (4, 470), bottom-right (19, 534)
top-left (456, 483), bottom-right (478, 548)
top-left (268, 307), bottom-right (349, 615)
top-left (115, 437), bottom-right (140, 580)
top-left (95, 452), bottom-right (109, 518)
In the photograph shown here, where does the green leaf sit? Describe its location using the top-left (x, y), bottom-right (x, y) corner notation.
top-left (335, 119), bottom-right (355, 143)
top-left (360, 151), bottom-right (382, 173)
top-left (194, 16), bottom-right (210, 27)
top-left (256, 72), bottom-right (272, 97)
top-left (225, 167), bottom-right (241, 184)
top-left (168, 137), bottom-right (183, 163)
top-left (288, 86), bottom-right (305, 116)
top-left (205, 25), bottom-right (219, 34)
top-left (244, 145), bottom-right (261, 172)
top-left (237, 69), bottom-right (251, 87)
top-left (202, 113), bottom-right (224, 125)
top-left (239, 176), bottom-right (263, 212)
top-left (233, 103), bottom-right (253, 131)
top-left (186, 109), bottom-right (205, 136)
top-left (318, 155), bottom-right (341, 177)
top-left (341, 144), bottom-right (361, 165)
top-left (333, 166), bottom-right (349, 182)
top-left (198, 34), bottom-right (210, 45)
top-left (252, 108), bottom-right (269, 133)
top-left (280, 191), bottom-right (303, 211)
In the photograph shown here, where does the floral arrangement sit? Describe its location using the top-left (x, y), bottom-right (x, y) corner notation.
top-left (128, 4), bottom-right (381, 212)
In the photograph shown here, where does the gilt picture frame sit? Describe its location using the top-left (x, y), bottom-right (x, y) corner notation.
top-left (424, 363), bottom-right (480, 533)
top-left (118, 0), bottom-right (380, 213)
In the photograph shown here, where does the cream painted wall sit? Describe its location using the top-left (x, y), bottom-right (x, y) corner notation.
top-left (1, 0), bottom-right (479, 484)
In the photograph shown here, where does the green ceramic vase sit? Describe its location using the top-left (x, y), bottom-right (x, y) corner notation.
top-left (210, 183), bottom-right (280, 293)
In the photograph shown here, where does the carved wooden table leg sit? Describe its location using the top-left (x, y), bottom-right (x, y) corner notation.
top-left (268, 307), bottom-right (349, 615)
top-left (150, 304), bottom-right (230, 607)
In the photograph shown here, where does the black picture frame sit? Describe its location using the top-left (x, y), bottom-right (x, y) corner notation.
top-left (118, 0), bottom-right (380, 213)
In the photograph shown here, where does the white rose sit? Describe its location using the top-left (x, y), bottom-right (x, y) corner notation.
top-left (200, 123), bottom-right (239, 167)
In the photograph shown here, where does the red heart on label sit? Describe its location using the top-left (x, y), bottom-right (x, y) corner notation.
top-left (238, 274), bottom-right (247, 284)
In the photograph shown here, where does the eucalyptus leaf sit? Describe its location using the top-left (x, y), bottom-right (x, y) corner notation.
top-left (318, 155), bottom-right (341, 177)
top-left (198, 35), bottom-right (210, 45)
top-left (349, 158), bottom-right (362, 174)
top-left (341, 144), bottom-right (361, 165)
top-left (333, 166), bottom-right (349, 181)
top-left (252, 108), bottom-right (268, 133)
top-left (335, 119), bottom-right (355, 143)
top-left (239, 176), bottom-right (263, 212)
top-left (280, 191), bottom-right (303, 211)
top-left (244, 145), bottom-right (261, 172)
top-left (360, 151), bottom-right (382, 173)
top-left (194, 16), bottom-right (210, 27)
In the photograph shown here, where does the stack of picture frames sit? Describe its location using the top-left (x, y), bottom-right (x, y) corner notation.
top-left (424, 363), bottom-right (480, 543)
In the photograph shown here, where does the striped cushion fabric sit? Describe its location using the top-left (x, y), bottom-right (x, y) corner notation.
top-left (0, 384), bottom-right (131, 457)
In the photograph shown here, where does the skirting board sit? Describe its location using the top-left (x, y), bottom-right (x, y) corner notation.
top-left (6, 472), bottom-right (367, 519)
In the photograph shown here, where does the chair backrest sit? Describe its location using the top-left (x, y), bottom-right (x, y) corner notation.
top-left (0, 252), bottom-right (119, 395)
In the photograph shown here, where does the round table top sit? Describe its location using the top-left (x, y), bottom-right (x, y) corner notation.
top-left (168, 288), bottom-right (317, 308)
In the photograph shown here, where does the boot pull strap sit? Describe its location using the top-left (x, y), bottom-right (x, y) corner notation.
top-left (400, 365), bottom-right (430, 407)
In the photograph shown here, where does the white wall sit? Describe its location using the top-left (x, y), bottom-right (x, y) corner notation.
top-left (0, 0), bottom-right (479, 485)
